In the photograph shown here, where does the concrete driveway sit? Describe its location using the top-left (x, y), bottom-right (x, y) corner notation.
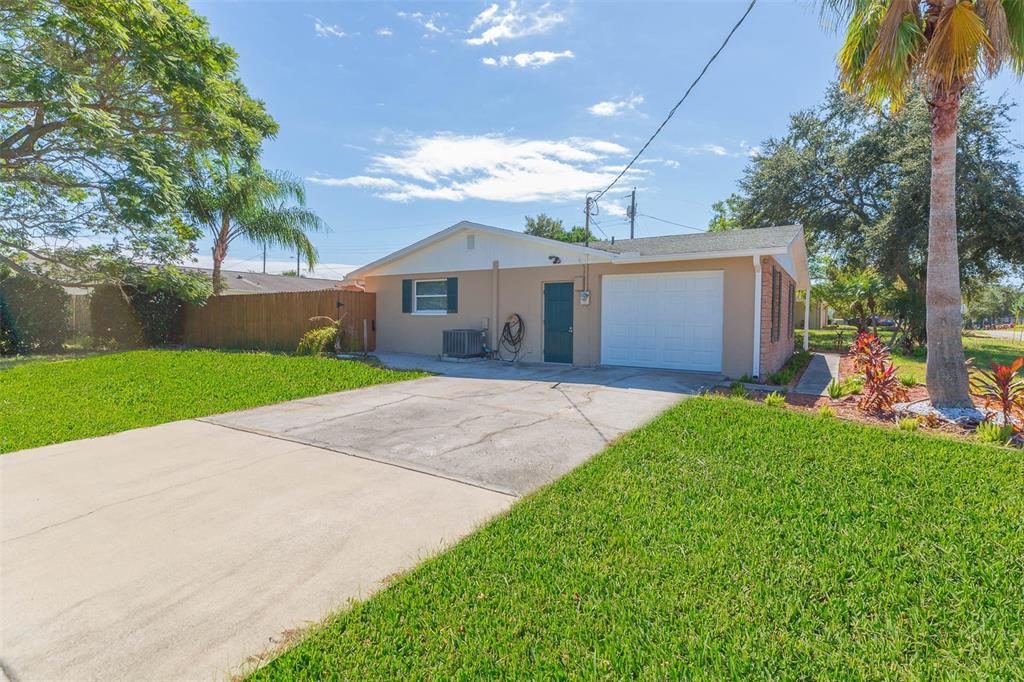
top-left (1, 358), bottom-right (712, 681)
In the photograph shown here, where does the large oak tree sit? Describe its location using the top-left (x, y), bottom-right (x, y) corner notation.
top-left (0, 0), bottom-right (277, 286)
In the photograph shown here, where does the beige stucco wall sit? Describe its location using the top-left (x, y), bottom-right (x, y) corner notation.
top-left (364, 256), bottom-right (757, 378)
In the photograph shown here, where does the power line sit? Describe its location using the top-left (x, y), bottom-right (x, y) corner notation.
top-left (637, 212), bottom-right (705, 233)
top-left (592, 0), bottom-right (757, 203)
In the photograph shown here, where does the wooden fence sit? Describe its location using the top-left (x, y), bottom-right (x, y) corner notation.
top-left (181, 290), bottom-right (376, 352)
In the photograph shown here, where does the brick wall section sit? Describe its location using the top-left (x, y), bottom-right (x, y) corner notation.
top-left (759, 255), bottom-right (795, 377)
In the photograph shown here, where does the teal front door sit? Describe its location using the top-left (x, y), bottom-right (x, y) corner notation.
top-left (543, 282), bottom-right (573, 364)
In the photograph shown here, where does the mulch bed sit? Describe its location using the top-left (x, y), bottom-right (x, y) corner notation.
top-left (726, 351), bottom-right (990, 440)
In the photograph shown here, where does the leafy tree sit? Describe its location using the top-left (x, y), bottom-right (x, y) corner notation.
top-left (524, 214), bottom-right (591, 243)
top-left (707, 195), bottom-right (743, 232)
top-left (0, 0), bottom-right (276, 287)
top-left (813, 265), bottom-right (889, 332)
top-left (0, 271), bottom-right (70, 352)
top-left (184, 157), bottom-right (328, 294)
top-left (719, 85), bottom-right (1023, 402)
top-left (965, 283), bottom-right (1024, 325)
top-left (821, 0), bottom-right (1024, 406)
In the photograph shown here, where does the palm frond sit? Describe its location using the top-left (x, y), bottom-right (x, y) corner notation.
top-left (979, 0), bottom-right (1012, 73)
top-left (863, 0), bottom-right (926, 108)
top-left (923, 1), bottom-right (991, 86)
top-left (838, 1), bottom-right (887, 89)
top-left (997, 0), bottom-right (1024, 73)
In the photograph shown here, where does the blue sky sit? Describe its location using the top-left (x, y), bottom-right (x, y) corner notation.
top-left (190, 0), bottom-right (1023, 279)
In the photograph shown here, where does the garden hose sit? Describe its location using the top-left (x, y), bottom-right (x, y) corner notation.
top-left (498, 313), bottom-right (525, 362)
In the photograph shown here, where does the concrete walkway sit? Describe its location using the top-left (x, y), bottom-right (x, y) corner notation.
top-left (792, 352), bottom-right (841, 396)
top-left (1, 361), bottom-right (709, 681)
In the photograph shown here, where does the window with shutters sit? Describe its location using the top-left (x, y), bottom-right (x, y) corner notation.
top-left (414, 279), bottom-right (448, 314)
top-left (770, 267), bottom-right (781, 343)
top-left (788, 282), bottom-right (795, 338)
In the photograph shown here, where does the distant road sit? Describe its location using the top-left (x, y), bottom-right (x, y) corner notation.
top-left (979, 329), bottom-right (1023, 341)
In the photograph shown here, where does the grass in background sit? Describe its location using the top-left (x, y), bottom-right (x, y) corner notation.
top-left (252, 397), bottom-right (1024, 680)
top-left (0, 350), bottom-right (424, 453)
top-left (804, 326), bottom-right (1024, 384)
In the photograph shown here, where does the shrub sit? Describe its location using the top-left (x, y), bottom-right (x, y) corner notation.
top-left (763, 392), bottom-right (786, 408)
top-left (899, 374), bottom-right (918, 387)
top-left (737, 373), bottom-right (754, 384)
top-left (296, 325), bottom-right (338, 356)
top-left (970, 358), bottom-right (1024, 429)
top-left (897, 417), bottom-right (919, 432)
top-left (976, 421), bottom-right (1015, 446)
top-left (818, 404), bottom-right (835, 418)
top-left (0, 273), bottom-right (70, 353)
top-left (766, 350), bottom-right (813, 386)
top-left (826, 379), bottom-right (844, 399)
top-left (844, 377), bottom-right (864, 395)
top-left (729, 382), bottom-right (749, 399)
top-left (91, 269), bottom-right (210, 348)
top-left (0, 289), bottom-right (26, 355)
top-left (853, 331), bottom-right (908, 414)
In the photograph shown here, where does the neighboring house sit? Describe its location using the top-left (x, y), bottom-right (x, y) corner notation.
top-left (795, 295), bottom-right (829, 330)
top-left (184, 268), bottom-right (348, 295)
top-left (344, 221), bottom-right (810, 379)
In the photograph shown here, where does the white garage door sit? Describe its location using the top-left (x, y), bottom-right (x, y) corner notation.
top-left (601, 271), bottom-right (724, 373)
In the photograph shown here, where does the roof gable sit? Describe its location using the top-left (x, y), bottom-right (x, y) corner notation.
top-left (347, 221), bottom-right (614, 278)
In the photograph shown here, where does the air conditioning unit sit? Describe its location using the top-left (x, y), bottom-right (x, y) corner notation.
top-left (443, 329), bottom-right (484, 358)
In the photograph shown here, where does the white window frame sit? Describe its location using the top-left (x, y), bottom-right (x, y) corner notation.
top-left (413, 278), bottom-right (448, 315)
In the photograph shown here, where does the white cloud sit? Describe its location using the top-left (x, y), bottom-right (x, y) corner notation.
top-left (601, 201), bottom-right (628, 218)
top-left (480, 49), bottom-right (574, 68)
top-left (312, 133), bottom-right (638, 204)
top-left (467, 1), bottom-right (565, 45)
top-left (375, 27), bottom-right (393, 37)
top-left (313, 17), bottom-right (346, 38)
top-left (588, 94), bottom-right (644, 117)
top-left (397, 11), bottom-right (447, 35)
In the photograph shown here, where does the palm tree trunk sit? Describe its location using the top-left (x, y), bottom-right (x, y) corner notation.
top-left (925, 85), bottom-right (971, 407)
top-left (211, 212), bottom-right (230, 295)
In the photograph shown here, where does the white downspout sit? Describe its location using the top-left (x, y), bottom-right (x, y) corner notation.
top-left (803, 288), bottom-right (811, 351)
top-left (752, 255), bottom-right (762, 378)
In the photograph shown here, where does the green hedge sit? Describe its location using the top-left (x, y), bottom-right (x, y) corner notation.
top-left (0, 274), bottom-right (70, 354)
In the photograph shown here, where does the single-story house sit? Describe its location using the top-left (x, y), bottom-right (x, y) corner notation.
top-left (183, 268), bottom-right (348, 295)
top-left (344, 221), bottom-right (811, 379)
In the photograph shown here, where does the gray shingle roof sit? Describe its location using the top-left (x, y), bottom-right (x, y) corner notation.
top-left (590, 225), bottom-right (801, 256)
top-left (183, 268), bottom-right (345, 294)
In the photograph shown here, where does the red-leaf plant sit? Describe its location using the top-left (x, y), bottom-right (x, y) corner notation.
top-left (971, 357), bottom-right (1024, 430)
top-left (852, 331), bottom-right (909, 414)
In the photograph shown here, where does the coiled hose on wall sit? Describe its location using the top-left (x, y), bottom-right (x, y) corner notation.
top-left (498, 313), bottom-right (525, 362)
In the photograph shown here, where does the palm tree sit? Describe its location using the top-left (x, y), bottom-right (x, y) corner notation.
top-left (186, 156), bottom-right (328, 294)
top-left (824, 0), bottom-right (1023, 406)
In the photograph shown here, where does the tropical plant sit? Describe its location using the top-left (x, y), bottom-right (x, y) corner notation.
top-left (970, 357), bottom-right (1024, 427)
top-left (764, 391), bottom-right (787, 408)
top-left (185, 157), bottom-right (328, 294)
top-left (898, 416), bottom-right (920, 431)
top-left (813, 266), bottom-right (888, 332)
top-left (818, 404), bottom-right (837, 417)
top-left (827, 378), bottom-right (846, 399)
top-left (899, 373), bottom-right (919, 387)
top-left (822, 0), bottom-right (1024, 407)
top-left (730, 382), bottom-right (750, 399)
top-left (853, 331), bottom-right (909, 413)
top-left (1, 0), bottom-right (275, 288)
top-left (296, 313), bottom-right (353, 356)
top-left (975, 420), bottom-right (1015, 445)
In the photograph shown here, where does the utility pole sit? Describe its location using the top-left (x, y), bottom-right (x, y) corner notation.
top-left (584, 195), bottom-right (593, 247)
top-left (628, 187), bottom-right (636, 239)
top-left (296, 249), bottom-right (300, 277)
top-left (262, 244), bottom-right (266, 274)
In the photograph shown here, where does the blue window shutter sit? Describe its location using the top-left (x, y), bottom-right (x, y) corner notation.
top-left (402, 279), bottom-right (412, 313)
top-left (446, 277), bottom-right (458, 313)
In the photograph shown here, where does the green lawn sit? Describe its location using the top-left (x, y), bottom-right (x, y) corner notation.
top-left (252, 397), bottom-right (1024, 680)
top-left (804, 325), bottom-right (1024, 383)
top-left (0, 350), bottom-right (424, 454)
